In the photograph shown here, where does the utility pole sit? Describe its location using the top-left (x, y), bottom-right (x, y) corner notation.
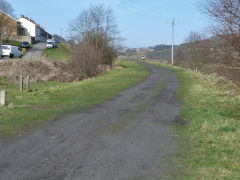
top-left (172, 18), bottom-right (175, 65)
top-left (60, 27), bottom-right (63, 38)
top-left (65, 30), bottom-right (68, 41)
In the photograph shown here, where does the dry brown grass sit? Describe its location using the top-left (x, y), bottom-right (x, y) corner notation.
top-left (0, 59), bottom-right (73, 83)
top-left (0, 58), bottom-right (121, 83)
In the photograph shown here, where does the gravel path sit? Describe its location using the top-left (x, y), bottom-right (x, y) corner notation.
top-left (0, 62), bottom-right (181, 180)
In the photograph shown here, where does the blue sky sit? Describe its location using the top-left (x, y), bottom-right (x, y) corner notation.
top-left (10, 0), bottom-right (207, 47)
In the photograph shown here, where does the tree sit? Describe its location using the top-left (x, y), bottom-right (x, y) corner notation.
top-left (0, 0), bottom-right (14, 16)
top-left (68, 5), bottom-right (120, 65)
top-left (0, 0), bottom-right (15, 43)
top-left (177, 31), bottom-right (212, 71)
top-left (201, 0), bottom-right (240, 56)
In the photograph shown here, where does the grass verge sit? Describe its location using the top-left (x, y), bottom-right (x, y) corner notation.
top-left (43, 43), bottom-right (72, 61)
top-left (148, 61), bottom-right (240, 179)
top-left (0, 60), bottom-right (151, 139)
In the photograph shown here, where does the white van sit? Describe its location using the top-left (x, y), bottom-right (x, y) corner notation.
top-left (46, 40), bottom-right (54, 49)
top-left (2, 45), bottom-right (23, 58)
top-left (46, 39), bottom-right (58, 49)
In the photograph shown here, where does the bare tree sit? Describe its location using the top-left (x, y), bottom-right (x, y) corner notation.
top-left (201, 0), bottom-right (240, 57)
top-left (68, 5), bottom-right (120, 65)
top-left (0, 0), bottom-right (14, 15)
top-left (0, 0), bottom-right (15, 43)
top-left (176, 31), bottom-right (212, 71)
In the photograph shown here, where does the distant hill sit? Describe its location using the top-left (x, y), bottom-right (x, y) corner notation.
top-left (145, 35), bottom-right (227, 60)
top-left (149, 44), bottom-right (172, 51)
top-left (146, 44), bottom-right (181, 60)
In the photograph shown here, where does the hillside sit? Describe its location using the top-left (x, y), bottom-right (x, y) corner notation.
top-left (146, 45), bottom-right (181, 60)
top-left (145, 35), bottom-right (228, 60)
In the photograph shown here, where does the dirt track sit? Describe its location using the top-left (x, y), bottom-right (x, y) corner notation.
top-left (0, 62), bottom-right (181, 180)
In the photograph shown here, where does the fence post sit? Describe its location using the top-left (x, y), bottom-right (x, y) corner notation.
top-left (20, 75), bottom-right (24, 92)
top-left (0, 90), bottom-right (6, 106)
top-left (26, 75), bottom-right (30, 90)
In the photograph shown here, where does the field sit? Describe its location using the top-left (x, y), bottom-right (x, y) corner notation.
top-left (43, 43), bottom-right (72, 61)
top-left (149, 61), bottom-right (240, 179)
top-left (0, 60), bottom-right (151, 139)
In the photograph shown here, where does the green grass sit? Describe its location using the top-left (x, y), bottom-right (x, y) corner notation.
top-left (0, 60), bottom-right (151, 139)
top-left (148, 61), bottom-right (240, 179)
top-left (43, 43), bottom-right (72, 61)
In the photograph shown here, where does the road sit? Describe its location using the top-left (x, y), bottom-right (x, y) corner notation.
top-left (23, 43), bottom-right (46, 59)
top-left (0, 62), bottom-right (181, 180)
top-left (0, 43), bottom-right (45, 61)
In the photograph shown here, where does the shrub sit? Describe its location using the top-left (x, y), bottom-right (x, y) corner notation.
top-left (2, 40), bottom-right (22, 47)
top-left (69, 42), bottom-right (102, 79)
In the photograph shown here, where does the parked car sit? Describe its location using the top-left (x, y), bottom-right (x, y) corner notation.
top-left (2, 45), bottom-right (23, 58)
top-left (53, 39), bottom-right (58, 48)
top-left (46, 39), bottom-right (58, 49)
top-left (46, 40), bottom-right (54, 49)
top-left (21, 41), bottom-right (30, 49)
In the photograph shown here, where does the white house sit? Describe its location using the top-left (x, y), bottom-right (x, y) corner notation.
top-left (18, 15), bottom-right (51, 43)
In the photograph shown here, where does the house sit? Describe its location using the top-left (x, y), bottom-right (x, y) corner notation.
top-left (0, 10), bottom-right (19, 39)
top-left (0, 11), bottom-right (52, 44)
top-left (19, 15), bottom-right (52, 43)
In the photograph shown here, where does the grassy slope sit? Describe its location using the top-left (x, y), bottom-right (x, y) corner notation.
top-left (0, 60), bottom-right (151, 139)
top-left (149, 62), bottom-right (240, 179)
top-left (43, 43), bottom-right (72, 61)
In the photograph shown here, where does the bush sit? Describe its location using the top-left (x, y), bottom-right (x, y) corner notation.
top-left (102, 44), bottom-right (117, 65)
top-left (87, 33), bottom-right (117, 66)
top-left (69, 42), bottom-right (102, 79)
top-left (2, 40), bottom-right (22, 47)
top-left (68, 5), bottom-right (120, 66)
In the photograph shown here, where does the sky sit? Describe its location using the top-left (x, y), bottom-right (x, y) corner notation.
top-left (10, 0), bottom-right (208, 48)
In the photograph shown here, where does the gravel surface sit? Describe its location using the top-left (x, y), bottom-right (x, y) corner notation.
top-left (0, 62), bottom-right (181, 180)
top-left (23, 43), bottom-right (46, 59)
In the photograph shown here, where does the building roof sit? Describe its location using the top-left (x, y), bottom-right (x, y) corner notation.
top-left (20, 14), bottom-right (46, 32)
top-left (0, 10), bottom-right (17, 22)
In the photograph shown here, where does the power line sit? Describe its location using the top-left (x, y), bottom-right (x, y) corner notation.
top-left (127, 0), bottom-right (170, 24)
top-left (117, 0), bottom-right (170, 24)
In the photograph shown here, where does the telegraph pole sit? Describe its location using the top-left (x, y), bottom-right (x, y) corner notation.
top-left (60, 27), bottom-right (63, 38)
top-left (171, 18), bottom-right (175, 65)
